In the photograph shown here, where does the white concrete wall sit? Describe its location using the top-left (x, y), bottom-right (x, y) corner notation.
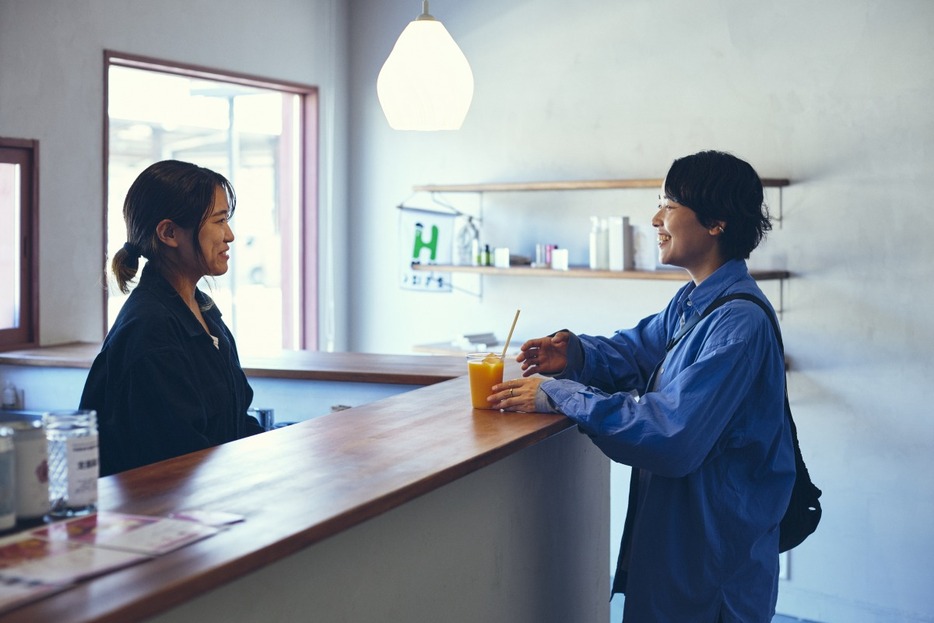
top-left (347, 1), bottom-right (934, 621)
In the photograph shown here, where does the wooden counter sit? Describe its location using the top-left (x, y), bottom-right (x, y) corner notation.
top-left (0, 371), bottom-right (587, 623)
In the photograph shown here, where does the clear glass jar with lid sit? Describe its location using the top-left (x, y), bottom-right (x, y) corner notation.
top-left (43, 410), bottom-right (98, 517)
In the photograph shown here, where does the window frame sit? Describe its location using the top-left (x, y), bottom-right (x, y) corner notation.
top-left (102, 50), bottom-right (320, 349)
top-left (0, 137), bottom-right (39, 351)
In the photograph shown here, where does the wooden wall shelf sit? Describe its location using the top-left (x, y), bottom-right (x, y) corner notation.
top-left (411, 263), bottom-right (789, 282)
top-left (413, 178), bottom-right (790, 193)
top-left (407, 176), bottom-right (791, 310)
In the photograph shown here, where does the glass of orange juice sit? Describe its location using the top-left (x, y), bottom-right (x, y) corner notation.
top-left (466, 352), bottom-right (504, 409)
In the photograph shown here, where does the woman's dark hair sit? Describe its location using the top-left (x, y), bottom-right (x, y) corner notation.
top-left (111, 160), bottom-right (236, 293)
top-left (664, 150), bottom-right (771, 260)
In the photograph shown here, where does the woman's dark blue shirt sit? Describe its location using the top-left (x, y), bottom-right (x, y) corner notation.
top-left (80, 264), bottom-right (263, 476)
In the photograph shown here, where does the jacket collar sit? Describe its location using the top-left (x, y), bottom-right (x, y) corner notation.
top-left (676, 259), bottom-right (750, 321)
top-left (137, 264), bottom-right (221, 339)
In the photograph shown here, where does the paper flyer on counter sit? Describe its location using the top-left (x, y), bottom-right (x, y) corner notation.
top-left (31, 511), bottom-right (221, 556)
top-left (0, 510), bottom-right (231, 614)
top-left (0, 577), bottom-right (69, 614)
top-left (0, 532), bottom-right (148, 586)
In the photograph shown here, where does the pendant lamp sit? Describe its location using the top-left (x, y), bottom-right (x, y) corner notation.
top-left (377, 1), bottom-right (474, 131)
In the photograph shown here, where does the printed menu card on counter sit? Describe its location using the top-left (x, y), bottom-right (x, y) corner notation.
top-left (0, 577), bottom-right (69, 615)
top-left (0, 510), bottom-right (228, 614)
top-left (0, 532), bottom-right (147, 584)
top-left (31, 511), bottom-right (221, 556)
top-left (0, 532), bottom-right (147, 613)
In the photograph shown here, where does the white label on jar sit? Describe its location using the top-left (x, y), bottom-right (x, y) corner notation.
top-left (66, 435), bottom-right (99, 507)
top-left (15, 433), bottom-right (50, 518)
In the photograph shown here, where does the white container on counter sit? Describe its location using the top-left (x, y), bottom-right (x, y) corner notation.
top-left (0, 427), bottom-right (15, 530)
top-left (9, 419), bottom-right (50, 522)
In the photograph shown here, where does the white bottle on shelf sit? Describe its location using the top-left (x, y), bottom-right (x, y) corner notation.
top-left (589, 217), bottom-right (609, 270)
top-left (608, 216), bottom-right (634, 271)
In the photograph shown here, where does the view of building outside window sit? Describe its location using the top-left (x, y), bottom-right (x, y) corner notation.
top-left (0, 162), bottom-right (21, 331)
top-left (107, 62), bottom-right (310, 354)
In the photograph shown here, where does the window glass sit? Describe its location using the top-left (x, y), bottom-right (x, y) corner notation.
top-left (0, 162), bottom-right (22, 330)
top-left (106, 58), bottom-right (316, 353)
top-left (0, 139), bottom-right (37, 351)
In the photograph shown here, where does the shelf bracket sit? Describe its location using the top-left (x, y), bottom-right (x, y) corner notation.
top-left (452, 271), bottom-right (483, 299)
top-left (773, 186), bottom-right (784, 230)
top-left (452, 282), bottom-right (482, 299)
top-left (776, 278), bottom-right (785, 320)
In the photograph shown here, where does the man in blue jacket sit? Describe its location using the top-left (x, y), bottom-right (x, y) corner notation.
top-left (492, 150), bottom-right (795, 622)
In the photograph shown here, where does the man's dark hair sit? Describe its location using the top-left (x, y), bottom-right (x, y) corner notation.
top-left (664, 150), bottom-right (771, 259)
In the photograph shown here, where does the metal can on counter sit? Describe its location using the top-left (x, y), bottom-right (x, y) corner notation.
top-left (0, 427), bottom-right (15, 530)
top-left (9, 419), bottom-right (49, 523)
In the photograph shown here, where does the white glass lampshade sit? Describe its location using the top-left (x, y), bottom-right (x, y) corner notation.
top-left (377, 7), bottom-right (474, 131)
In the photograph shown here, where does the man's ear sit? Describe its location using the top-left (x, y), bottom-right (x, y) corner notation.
top-left (156, 219), bottom-right (180, 247)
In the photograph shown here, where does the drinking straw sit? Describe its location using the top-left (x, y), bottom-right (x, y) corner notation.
top-left (501, 309), bottom-right (521, 360)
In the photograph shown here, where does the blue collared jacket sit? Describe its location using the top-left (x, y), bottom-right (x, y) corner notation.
top-left (539, 259), bottom-right (795, 623)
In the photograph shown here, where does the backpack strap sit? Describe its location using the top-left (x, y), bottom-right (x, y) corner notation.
top-left (654, 292), bottom-right (782, 390)
top-left (700, 293), bottom-right (783, 349)
top-left (693, 292), bottom-right (822, 551)
top-left (665, 292), bottom-right (782, 352)
top-left (623, 291), bottom-right (821, 585)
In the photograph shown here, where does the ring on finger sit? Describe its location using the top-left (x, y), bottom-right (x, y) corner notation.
top-left (510, 389), bottom-right (514, 397)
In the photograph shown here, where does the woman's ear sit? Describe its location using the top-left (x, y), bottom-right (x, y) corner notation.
top-left (155, 219), bottom-right (180, 247)
top-left (710, 221), bottom-right (726, 236)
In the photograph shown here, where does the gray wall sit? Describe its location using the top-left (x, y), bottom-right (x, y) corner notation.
top-left (2, 0), bottom-right (933, 621)
top-left (348, 1), bottom-right (934, 622)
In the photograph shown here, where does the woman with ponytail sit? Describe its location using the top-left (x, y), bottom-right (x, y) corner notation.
top-left (81, 160), bottom-right (264, 476)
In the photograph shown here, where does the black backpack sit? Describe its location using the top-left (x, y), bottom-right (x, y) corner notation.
top-left (679, 293), bottom-right (823, 552)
